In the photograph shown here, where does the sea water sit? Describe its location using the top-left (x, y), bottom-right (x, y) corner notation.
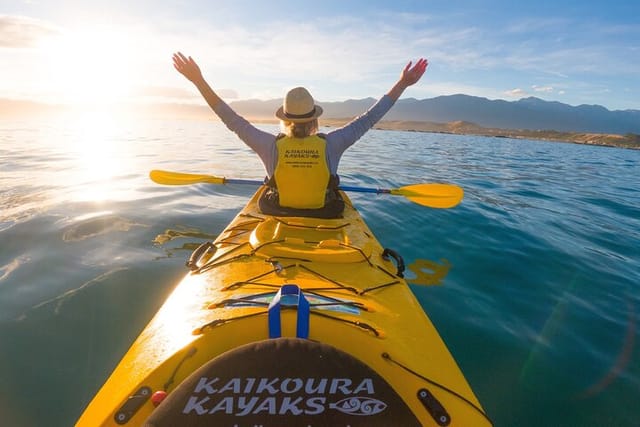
top-left (1, 113), bottom-right (639, 426)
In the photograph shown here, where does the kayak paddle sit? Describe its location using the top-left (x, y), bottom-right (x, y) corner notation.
top-left (149, 169), bottom-right (463, 208)
top-left (150, 169), bottom-right (264, 186)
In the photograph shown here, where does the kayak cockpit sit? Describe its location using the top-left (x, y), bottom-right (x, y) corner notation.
top-left (249, 216), bottom-right (373, 263)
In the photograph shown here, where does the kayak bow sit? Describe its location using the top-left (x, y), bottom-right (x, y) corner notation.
top-left (76, 183), bottom-right (490, 426)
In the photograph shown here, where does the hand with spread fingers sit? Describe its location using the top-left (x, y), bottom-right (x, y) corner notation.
top-left (400, 58), bottom-right (429, 87)
top-left (172, 52), bottom-right (204, 84)
top-left (388, 58), bottom-right (429, 100)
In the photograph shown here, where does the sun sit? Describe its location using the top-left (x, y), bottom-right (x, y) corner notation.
top-left (40, 25), bottom-right (136, 108)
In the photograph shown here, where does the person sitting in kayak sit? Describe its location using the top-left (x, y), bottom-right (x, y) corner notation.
top-left (172, 52), bottom-right (428, 218)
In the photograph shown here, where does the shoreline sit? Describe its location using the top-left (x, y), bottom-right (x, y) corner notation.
top-left (251, 118), bottom-right (640, 150)
top-left (2, 102), bottom-right (638, 150)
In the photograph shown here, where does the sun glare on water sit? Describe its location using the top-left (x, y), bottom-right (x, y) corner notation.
top-left (62, 111), bottom-right (140, 202)
top-left (30, 25), bottom-right (149, 202)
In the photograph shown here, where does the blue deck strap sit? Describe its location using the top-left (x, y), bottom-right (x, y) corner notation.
top-left (268, 284), bottom-right (310, 339)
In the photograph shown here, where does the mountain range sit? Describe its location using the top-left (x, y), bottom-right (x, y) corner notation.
top-left (2, 95), bottom-right (638, 136)
top-left (229, 95), bottom-right (640, 135)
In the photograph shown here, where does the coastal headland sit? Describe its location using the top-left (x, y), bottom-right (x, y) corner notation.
top-left (252, 118), bottom-right (640, 150)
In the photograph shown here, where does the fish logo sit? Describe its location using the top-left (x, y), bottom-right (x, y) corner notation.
top-left (330, 397), bottom-right (387, 416)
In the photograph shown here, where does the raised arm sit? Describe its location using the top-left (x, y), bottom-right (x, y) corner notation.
top-left (387, 58), bottom-right (429, 101)
top-left (172, 52), bottom-right (277, 172)
top-left (325, 58), bottom-right (429, 169)
top-left (173, 52), bottom-right (222, 110)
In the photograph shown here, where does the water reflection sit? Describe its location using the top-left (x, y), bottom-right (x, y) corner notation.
top-left (153, 226), bottom-right (221, 259)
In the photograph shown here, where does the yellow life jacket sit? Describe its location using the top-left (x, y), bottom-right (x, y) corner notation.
top-left (273, 134), bottom-right (330, 209)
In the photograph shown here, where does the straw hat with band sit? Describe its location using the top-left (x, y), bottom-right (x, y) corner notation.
top-left (275, 87), bottom-right (323, 123)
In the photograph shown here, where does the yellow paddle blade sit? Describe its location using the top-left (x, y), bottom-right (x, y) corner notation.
top-left (149, 170), bottom-right (225, 185)
top-left (391, 183), bottom-right (464, 208)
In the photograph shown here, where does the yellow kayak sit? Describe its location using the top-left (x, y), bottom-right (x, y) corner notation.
top-left (76, 188), bottom-right (491, 426)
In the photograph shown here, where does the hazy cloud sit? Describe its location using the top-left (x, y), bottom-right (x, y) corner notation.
top-left (505, 88), bottom-right (528, 98)
top-left (532, 85), bottom-right (554, 93)
top-left (135, 85), bottom-right (238, 101)
top-left (136, 86), bottom-right (199, 99)
top-left (0, 15), bottom-right (60, 48)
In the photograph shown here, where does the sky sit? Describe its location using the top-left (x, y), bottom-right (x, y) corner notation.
top-left (1, 0), bottom-right (639, 111)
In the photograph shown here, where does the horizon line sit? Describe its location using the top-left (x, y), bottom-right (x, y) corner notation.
top-left (1, 95), bottom-right (638, 113)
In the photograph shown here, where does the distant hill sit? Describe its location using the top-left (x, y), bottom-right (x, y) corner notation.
top-left (230, 94), bottom-right (640, 135)
top-left (2, 95), bottom-right (638, 135)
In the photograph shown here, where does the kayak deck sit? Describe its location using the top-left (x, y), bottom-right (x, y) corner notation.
top-left (76, 188), bottom-right (491, 426)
